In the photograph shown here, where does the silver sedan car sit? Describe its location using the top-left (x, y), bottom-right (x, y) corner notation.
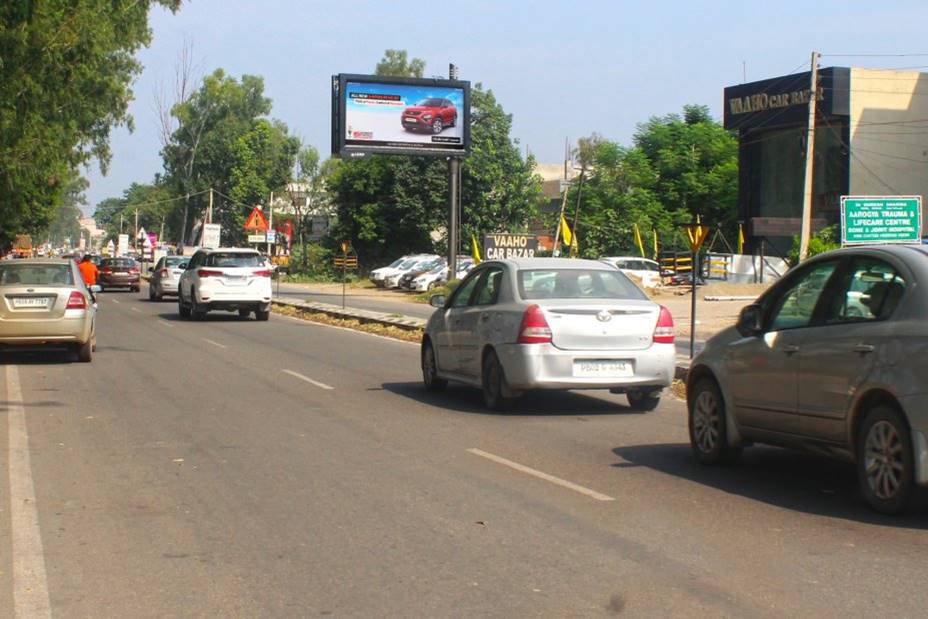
top-left (422, 258), bottom-right (677, 411)
top-left (686, 245), bottom-right (928, 514)
top-left (148, 255), bottom-right (188, 300)
top-left (0, 259), bottom-right (99, 362)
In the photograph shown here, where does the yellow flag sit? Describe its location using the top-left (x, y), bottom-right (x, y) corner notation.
top-left (471, 234), bottom-right (481, 264)
top-left (634, 224), bottom-right (645, 258)
top-left (559, 215), bottom-right (573, 247)
top-left (738, 223), bottom-right (745, 254)
top-left (652, 229), bottom-right (659, 260)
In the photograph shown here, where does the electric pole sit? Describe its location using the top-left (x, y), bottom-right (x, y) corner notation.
top-left (798, 51), bottom-right (820, 261)
top-left (267, 191), bottom-right (274, 256)
top-left (207, 187), bottom-right (213, 224)
top-left (447, 62), bottom-right (460, 281)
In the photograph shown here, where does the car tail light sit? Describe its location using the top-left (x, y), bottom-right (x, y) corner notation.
top-left (518, 304), bottom-right (552, 344)
top-left (129, 267), bottom-right (140, 274)
top-left (653, 306), bottom-right (675, 344)
top-left (101, 267), bottom-right (112, 274)
top-left (66, 291), bottom-right (86, 310)
top-left (253, 269), bottom-right (273, 277)
top-left (158, 268), bottom-right (169, 277)
top-left (197, 269), bottom-right (223, 277)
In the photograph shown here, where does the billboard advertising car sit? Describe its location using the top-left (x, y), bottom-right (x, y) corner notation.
top-left (332, 74), bottom-right (470, 157)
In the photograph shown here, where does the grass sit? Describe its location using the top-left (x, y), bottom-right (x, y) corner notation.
top-left (273, 304), bottom-right (422, 343)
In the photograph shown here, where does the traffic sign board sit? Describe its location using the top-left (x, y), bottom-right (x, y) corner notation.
top-left (841, 196), bottom-right (922, 245)
top-left (244, 207), bottom-right (269, 231)
top-left (683, 224), bottom-right (710, 252)
top-left (266, 230), bottom-right (276, 244)
top-left (247, 233), bottom-right (266, 243)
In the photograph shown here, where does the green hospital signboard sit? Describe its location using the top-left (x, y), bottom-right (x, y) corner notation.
top-left (841, 196), bottom-right (922, 245)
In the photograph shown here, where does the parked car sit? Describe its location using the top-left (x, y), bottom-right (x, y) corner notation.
top-left (600, 257), bottom-right (662, 288)
top-left (421, 258), bottom-right (676, 411)
top-left (370, 255), bottom-right (416, 287)
top-left (384, 255), bottom-right (440, 289)
top-left (399, 258), bottom-right (445, 290)
top-left (411, 258), bottom-right (474, 292)
top-left (401, 98), bottom-right (457, 134)
top-left (177, 247), bottom-right (273, 320)
top-left (98, 257), bottom-right (140, 291)
top-left (0, 259), bottom-right (99, 361)
top-left (148, 255), bottom-right (189, 300)
top-left (686, 245), bottom-right (928, 514)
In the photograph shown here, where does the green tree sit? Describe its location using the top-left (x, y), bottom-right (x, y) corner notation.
top-left (0, 0), bottom-right (180, 247)
top-left (45, 173), bottom-right (87, 248)
top-left (93, 180), bottom-right (175, 243)
top-left (375, 49), bottom-right (425, 78)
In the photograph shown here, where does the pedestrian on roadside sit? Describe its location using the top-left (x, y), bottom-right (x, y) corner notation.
top-left (78, 254), bottom-right (98, 287)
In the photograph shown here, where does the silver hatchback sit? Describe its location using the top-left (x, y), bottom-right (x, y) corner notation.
top-left (687, 245), bottom-right (928, 514)
top-left (422, 258), bottom-right (676, 411)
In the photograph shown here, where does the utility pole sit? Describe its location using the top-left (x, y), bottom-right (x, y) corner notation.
top-left (447, 62), bottom-right (460, 281)
top-left (207, 187), bottom-right (213, 224)
top-left (798, 51), bottom-right (820, 261)
top-left (267, 191), bottom-right (274, 256)
top-left (134, 208), bottom-right (139, 253)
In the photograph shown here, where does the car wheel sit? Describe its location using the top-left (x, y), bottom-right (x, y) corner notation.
top-left (432, 118), bottom-right (443, 134)
top-left (76, 340), bottom-right (93, 363)
top-left (450, 114), bottom-right (456, 127)
top-left (627, 389), bottom-right (661, 411)
top-left (238, 308), bottom-right (251, 318)
top-left (857, 405), bottom-right (924, 514)
top-left (255, 308), bottom-right (270, 321)
top-left (178, 291), bottom-right (191, 319)
top-left (421, 339), bottom-right (447, 391)
top-left (688, 378), bottom-right (741, 464)
top-left (482, 351), bottom-right (517, 412)
top-left (191, 293), bottom-right (207, 321)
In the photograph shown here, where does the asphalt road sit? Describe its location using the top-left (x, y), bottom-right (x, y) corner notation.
top-left (0, 285), bottom-right (925, 617)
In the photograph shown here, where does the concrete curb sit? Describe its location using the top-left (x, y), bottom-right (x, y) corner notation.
top-left (272, 294), bottom-right (692, 380)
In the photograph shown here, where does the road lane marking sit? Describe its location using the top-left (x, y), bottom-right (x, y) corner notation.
top-left (158, 320), bottom-right (175, 328)
top-left (130, 307), bottom-right (141, 313)
top-left (110, 299), bottom-right (121, 304)
top-left (201, 337), bottom-right (227, 349)
top-left (6, 365), bottom-right (52, 617)
top-left (282, 369), bottom-right (334, 390)
top-left (467, 448), bottom-right (615, 502)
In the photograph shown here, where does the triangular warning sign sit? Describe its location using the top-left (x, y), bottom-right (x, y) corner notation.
top-left (685, 225), bottom-right (710, 252)
top-left (244, 207), bottom-right (269, 232)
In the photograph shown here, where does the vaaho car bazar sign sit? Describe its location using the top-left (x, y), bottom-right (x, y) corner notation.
top-left (483, 234), bottom-right (539, 260)
top-left (841, 196), bottom-right (922, 245)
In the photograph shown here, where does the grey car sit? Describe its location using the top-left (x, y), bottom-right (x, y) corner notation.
top-left (148, 255), bottom-right (188, 301)
top-left (422, 258), bottom-right (677, 411)
top-left (686, 245), bottom-right (928, 514)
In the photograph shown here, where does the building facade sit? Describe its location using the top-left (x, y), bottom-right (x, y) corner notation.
top-left (724, 67), bottom-right (928, 256)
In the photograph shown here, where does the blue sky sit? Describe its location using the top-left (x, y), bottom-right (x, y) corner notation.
top-left (83, 0), bottom-right (928, 212)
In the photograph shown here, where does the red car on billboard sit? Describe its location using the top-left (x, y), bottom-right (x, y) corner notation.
top-left (401, 98), bottom-right (457, 134)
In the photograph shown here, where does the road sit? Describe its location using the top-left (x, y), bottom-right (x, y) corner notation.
top-left (0, 285), bottom-right (925, 617)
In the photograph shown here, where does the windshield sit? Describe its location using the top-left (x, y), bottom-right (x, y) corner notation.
top-left (206, 252), bottom-right (261, 267)
top-left (416, 98), bottom-right (444, 107)
top-left (518, 268), bottom-right (646, 300)
top-left (0, 264), bottom-right (74, 286)
top-left (165, 256), bottom-right (186, 267)
top-left (388, 258), bottom-right (406, 268)
top-left (102, 258), bottom-right (136, 269)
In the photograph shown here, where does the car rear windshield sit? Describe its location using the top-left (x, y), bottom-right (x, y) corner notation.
top-left (206, 252), bottom-right (260, 267)
top-left (102, 258), bottom-right (136, 268)
top-left (165, 256), bottom-right (187, 267)
top-left (0, 264), bottom-right (74, 286)
top-left (518, 269), bottom-right (647, 300)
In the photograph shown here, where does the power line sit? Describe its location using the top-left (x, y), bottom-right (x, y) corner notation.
top-left (102, 188), bottom-right (211, 212)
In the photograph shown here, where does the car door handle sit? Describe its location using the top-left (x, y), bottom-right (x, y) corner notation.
top-left (782, 345), bottom-right (800, 354)
top-left (853, 343), bottom-right (875, 354)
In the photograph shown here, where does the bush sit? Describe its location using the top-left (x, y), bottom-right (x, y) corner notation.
top-left (788, 225), bottom-right (841, 264)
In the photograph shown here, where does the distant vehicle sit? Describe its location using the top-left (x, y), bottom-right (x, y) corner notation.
top-left (98, 257), bottom-right (140, 292)
top-left (422, 258), bottom-right (676, 411)
top-left (686, 245), bottom-right (928, 514)
top-left (0, 259), bottom-right (99, 362)
top-left (383, 255), bottom-right (440, 289)
top-left (177, 247), bottom-right (273, 321)
top-left (370, 256), bottom-right (414, 287)
top-left (600, 257), bottom-right (662, 288)
top-left (411, 258), bottom-right (474, 292)
top-left (401, 98), bottom-right (457, 134)
top-left (148, 255), bottom-right (189, 301)
top-left (399, 258), bottom-right (445, 290)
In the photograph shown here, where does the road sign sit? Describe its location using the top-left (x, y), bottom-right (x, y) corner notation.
top-left (841, 196), bottom-right (922, 245)
top-left (118, 234), bottom-right (129, 256)
top-left (201, 223), bottom-right (221, 249)
top-left (247, 233), bottom-right (266, 243)
top-left (244, 207), bottom-right (269, 232)
top-left (340, 240), bottom-right (350, 254)
top-left (266, 230), bottom-right (276, 244)
top-left (683, 225), bottom-right (710, 252)
top-left (333, 257), bottom-right (358, 268)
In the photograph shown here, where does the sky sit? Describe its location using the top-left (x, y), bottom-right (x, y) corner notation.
top-left (83, 0), bottom-right (928, 213)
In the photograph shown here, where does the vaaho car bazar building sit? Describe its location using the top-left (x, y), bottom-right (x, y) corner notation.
top-left (724, 67), bottom-right (928, 255)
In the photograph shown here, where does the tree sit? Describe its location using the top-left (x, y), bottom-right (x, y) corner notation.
top-left (0, 0), bottom-right (180, 247)
top-left (375, 50), bottom-right (425, 78)
top-left (290, 145), bottom-right (337, 269)
top-left (45, 173), bottom-right (87, 248)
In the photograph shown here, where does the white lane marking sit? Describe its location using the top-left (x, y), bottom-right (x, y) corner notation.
top-left (110, 299), bottom-right (121, 304)
top-left (281, 369), bottom-right (334, 391)
top-left (467, 448), bottom-right (615, 502)
top-left (130, 307), bottom-right (141, 313)
top-left (158, 320), bottom-right (175, 328)
top-left (6, 365), bottom-right (52, 617)
top-left (201, 337), bottom-right (227, 349)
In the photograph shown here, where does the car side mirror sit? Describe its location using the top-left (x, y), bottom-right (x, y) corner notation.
top-left (429, 294), bottom-right (446, 308)
top-left (736, 304), bottom-right (764, 337)
top-left (90, 284), bottom-right (101, 293)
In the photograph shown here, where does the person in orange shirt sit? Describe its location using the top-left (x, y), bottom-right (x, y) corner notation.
top-left (78, 255), bottom-right (98, 287)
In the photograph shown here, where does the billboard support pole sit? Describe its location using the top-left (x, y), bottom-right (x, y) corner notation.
top-left (448, 157), bottom-right (459, 283)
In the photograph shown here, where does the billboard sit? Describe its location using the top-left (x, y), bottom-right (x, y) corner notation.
top-left (841, 196), bottom-right (922, 245)
top-left (332, 74), bottom-right (470, 157)
top-left (483, 234), bottom-right (540, 260)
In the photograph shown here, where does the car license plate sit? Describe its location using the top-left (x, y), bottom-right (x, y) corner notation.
top-left (12, 297), bottom-right (50, 309)
top-left (572, 359), bottom-right (632, 378)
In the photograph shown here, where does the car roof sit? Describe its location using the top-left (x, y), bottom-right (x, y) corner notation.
top-left (1, 258), bottom-right (73, 265)
top-left (198, 247), bottom-right (261, 254)
top-left (490, 257), bottom-right (618, 270)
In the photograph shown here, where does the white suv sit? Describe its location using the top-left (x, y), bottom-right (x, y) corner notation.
top-left (178, 248), bottom-right (273, 321)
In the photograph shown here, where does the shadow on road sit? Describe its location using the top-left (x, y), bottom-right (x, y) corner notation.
top-left (156, 312), bottom-right (256, 323)
top-left (0, 348), bottom-right (77, 365)
top-left (612, 443), bottom-right (928, 528)
top-left (381, 381), bottom-right (647, 417)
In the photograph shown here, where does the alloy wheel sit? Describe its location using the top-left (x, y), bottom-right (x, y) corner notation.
top-left (864, 420), bottom-right (905, 501)
top-left (692, 390), bottom-right (720, 453)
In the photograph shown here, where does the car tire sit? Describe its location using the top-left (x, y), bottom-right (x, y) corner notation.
top-left (482, 351), bottom-right (517, 412)
top-left (857, 405), bottom-right (925, 515)
top-left (688, 377), bottom-right (742, 465)
top-left (421, 339), bottom-right (447, 391)
top-left (76, 340), bottom-right (93, 363)
top-left (131, 285), bottom-right (140, 293)
top-left (178, 291), bottom-right (191, 319)
top-left (432, 118), bottom-right (443, 134)
top-left (449, 114), bottom-right (456, 127)
top-left (255, 308), bottom-right (270, 321)
top-left (627, 389), bottom-right (661, 411)
top-left (191, 293), bottom-right (207, 321)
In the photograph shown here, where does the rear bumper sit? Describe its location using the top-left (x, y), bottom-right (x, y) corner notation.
top-left (495, 341), bottom-right (676, 391)
top-left (99, 275), bottom-right (139, 287)
top-left (156, 280), bottom-right (179, 294)
top-left (195, 284), bottom-right (271, 309)
top-left (0, 313), bottom-right (92, 345)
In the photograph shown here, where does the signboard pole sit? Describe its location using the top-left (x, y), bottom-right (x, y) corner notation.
top-left (342, 247), bottom-right (347, 309)
top-left (690, 247), bottom-right (697, 359)
top-left (448, 158), bottom-right (459, 282)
